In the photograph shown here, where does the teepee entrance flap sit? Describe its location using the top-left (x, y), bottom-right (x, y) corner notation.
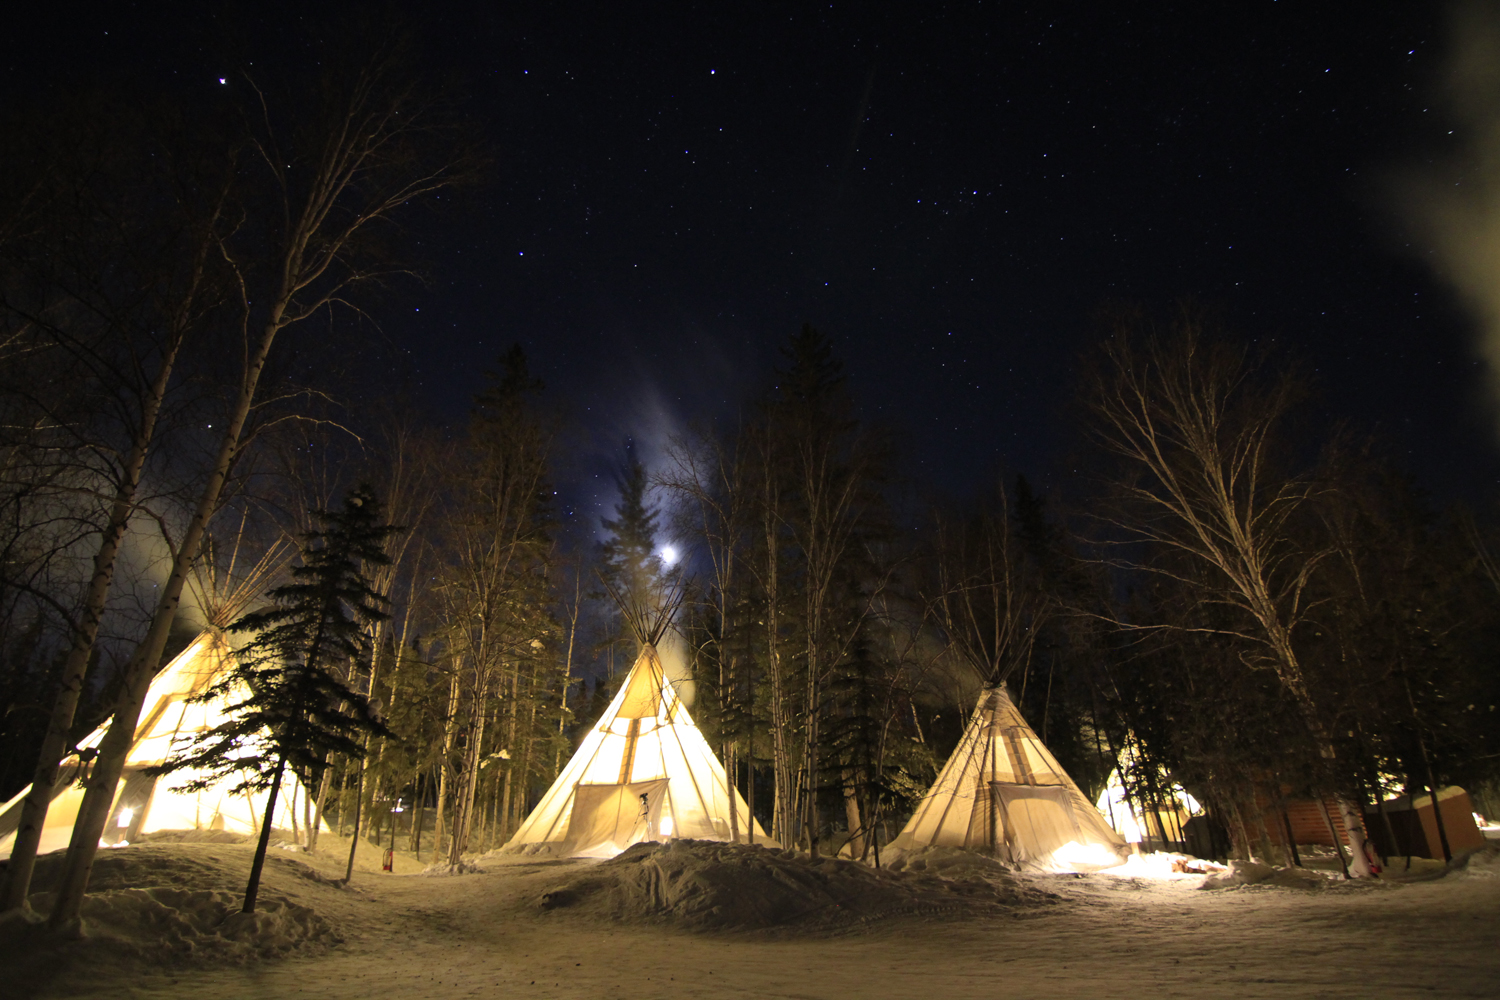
top-left (989, 783), bottom-right (1082, 865)
top-left (564, 778), bottom-right (669, 858)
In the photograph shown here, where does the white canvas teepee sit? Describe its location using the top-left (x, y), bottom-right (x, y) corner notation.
top-left (890, 685), bottom-right (1126, 871)
top-left (1094, 749), bottom-right (1202, 850)
top-left (504, 643), bottom-right (773, 858)
top-left (0, 629), bottom-right (324, 859)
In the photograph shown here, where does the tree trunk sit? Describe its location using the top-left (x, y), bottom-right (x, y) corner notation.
top-left (1334, 797), bottom-right (1377, 873)
top-left (2, 337), bottom-right (181, 911)
top-left (769, 658), bottom-right (792, 847)
top-left (804, 642), bottom-right (821, 858)
top-left (747, 758), bottom-right (756, 847)
top-left (344, 755), bottom-right (367, 883)
top-left (47, 298), bottom-right (288, 930)
top-left (1317, 797), bottom-right (1352, 878)
top-left (514, 681), bottom-right (538, 841)
top-left (557, 574), bottom-right (580, 774)
top-left (432, 672), bottom-right (461, 864)
top-left (244, 755), bottom-right (287, 914)
top-left (1280, 805), bottom-right (1302, 867)
top-left (1405, 670), bottom-right (1453, 863)
top-left (1420, 779), bottom-right (1453, 864)
top-left (448, 676), bottom-right (487, 867)
top-left (310, 767), bottom-right (334, 853)
top-left (1227, 796), bottom-right (1253, 861)
top-left (288, 781), bottom-right (301, 848)
top-left (1374, 795), bottom-right (1400, 869)
top-left (1274, 639), bottom-right (1373, 878)
top-left (726, 742), bottom-right (739, 845)
top-left (301, 773), bottom-right (314, 849)
top-left (409, 771), bottom-right (426, 855)
top-left (842, 768), bottom-right (863, 858)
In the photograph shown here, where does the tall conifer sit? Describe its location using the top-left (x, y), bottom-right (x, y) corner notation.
top-left (157, 485), bottom-right (396, 911)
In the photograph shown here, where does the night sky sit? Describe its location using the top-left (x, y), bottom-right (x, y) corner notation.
top-left (14, 2), bottom-right (1498, 530)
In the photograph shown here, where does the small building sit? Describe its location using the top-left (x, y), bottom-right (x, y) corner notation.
top-left (1363, 787), bottom-right (1487, 860)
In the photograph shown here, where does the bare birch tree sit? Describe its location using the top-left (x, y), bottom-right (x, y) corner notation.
top-left (335, 415), bottom-right (446, 873)
top-left (1084, 308), bottom-right (1374, 876)
top-left (932, 481), bottom-right (1047, 688)
top-left (660, 425), bottom-right (754, 842)
top-left (0, 96), bottom-right (234, 910)
top-left (743, 417), bottom-right (799, 846)
top-left (433, 347), bottom-right (553, 867)
top-left (774, 326), bottom-right (881, 857)
top-left (39, 39), bottom-right (472, 926)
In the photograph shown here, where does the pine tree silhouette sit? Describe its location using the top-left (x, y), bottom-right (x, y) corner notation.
top-left (157, 484), bottom-right (397, 911)
top-left (599, 438), bottom-right (663, 638)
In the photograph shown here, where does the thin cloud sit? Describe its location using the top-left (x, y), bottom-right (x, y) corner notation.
top-left (1395, 2), bottom-right (1500, 433)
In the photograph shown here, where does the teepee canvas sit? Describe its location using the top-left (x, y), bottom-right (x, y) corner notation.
top-left (1094, 748), bottom-right (1201, 850)
top-left (0, 629), bottom-right (324, 859)
top-left (504, 643), bottom-right (772, 858)
top-left (890, 685), bottom-right (1125, 871)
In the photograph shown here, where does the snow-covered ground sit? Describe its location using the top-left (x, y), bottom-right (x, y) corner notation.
top-left (5, 838), bottom-right (1498, 999)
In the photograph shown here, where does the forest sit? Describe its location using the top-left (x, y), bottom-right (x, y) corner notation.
top-left (3, 30), bottom-right (1499, 930)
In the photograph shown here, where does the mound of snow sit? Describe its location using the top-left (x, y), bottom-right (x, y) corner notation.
top-left (420, 859), bottom-right (485, 876)
top-left (1451, 845), bottom-right (1500, 878)
top-left (215, 898), bottom-right (339, 955)
top-left (502, 841), bottom-right (564, 858)
top-left (1199, 859), bottom-right (1276, 889)
top-left (1101, 852), bottom-right (1227, 880)
top-left (883, 845), bottom-right (1017, 881)
top-left (0, 843), bottom-right (346, 977)
top-left (13, 886), bottom-right (338, 961)
top-left (137, 829), bottom-right (252, 846)
top-left (537, 840), bottom-right (1055, 932)
top-left (1199, 859), bottom-right (1345, 891)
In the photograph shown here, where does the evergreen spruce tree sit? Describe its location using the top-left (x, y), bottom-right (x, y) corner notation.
top-left (156, 485), bottom-right (397, 912)
top-left (599, 438), bottom-right (664, 639)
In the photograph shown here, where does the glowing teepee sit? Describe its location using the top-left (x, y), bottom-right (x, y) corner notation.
top-left (890, 685), bottom-right (1125, 871)
top-left (1094, 745), bottom-right (1202, 850)
top-left (0, 630), bottom-right (325, 859)
top-left (0, 534), bottom-right (325, 860)
top-left (505, 606), bottom-right (772, 857)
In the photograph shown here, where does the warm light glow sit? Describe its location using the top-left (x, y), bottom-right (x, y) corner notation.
top-left (117, 808), bottom-right (134, 828)
top-left (661, 545), bottom-right (679, 566)
top-left (1095, 766), bottom-right (1200, 844)
top-left (1098, 851), bottom-right (1221, 880)
top-left (659, 816), bottom-right (674, 837)
top-left (1050, 840), bottom-right (1121, 869)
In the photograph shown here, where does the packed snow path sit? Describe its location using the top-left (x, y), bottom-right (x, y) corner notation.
top-left (9, 840), bottom-right (1500, 999)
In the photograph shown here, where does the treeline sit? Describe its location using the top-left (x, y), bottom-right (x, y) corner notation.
top-left (4, 31), bottom-right (1500, 925)
top-left (646, 312), bottom-right (1500, 872)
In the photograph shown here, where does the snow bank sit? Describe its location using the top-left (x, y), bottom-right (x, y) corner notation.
top-left (19, 886), bottom-right (338, 960)
top-left (0, 842), bottom-right (346, 982)
top-left (882, 845), bottom-right (1017, 880)
top-left (420, 859), bottom-right (484, 876)
top-left (1198, 859), bottom-right (1346, 891)
top-left (137, 829), bottom-right (252, 846)
top-left (1100, 851), bottom-right (1227, 880)
top-left (537, 839), bottom-right (1056, 932)
top-left (1451, 845), bottom-right (1500, 878)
